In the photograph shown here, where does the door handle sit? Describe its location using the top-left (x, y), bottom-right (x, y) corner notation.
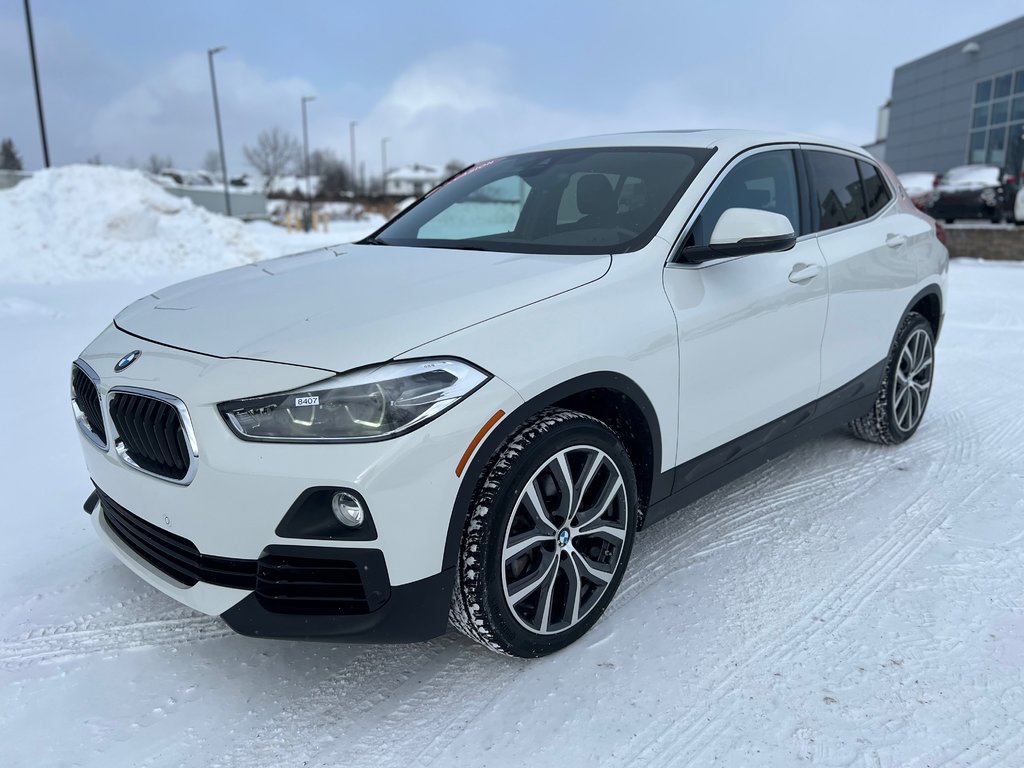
top-left (788, 263), bottom-right (822, 284)
top-left (886, 233), bottom-right (908, 248)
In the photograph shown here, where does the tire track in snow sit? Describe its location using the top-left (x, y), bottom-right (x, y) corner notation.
top-left (613, 458), bottom-right (993, 768)
top-left (0, 607), bottom-right (231, 670)
top-left (207, 635), bottom-right (516, 768)
top-left (612, 374), bottom-right (1024, 766)
top-left (930, 719), bottom-right (1024, 768)
top-left (604, 438), bottom-right (896, 618)
top-left (328, 643), bottom-right (524, 768)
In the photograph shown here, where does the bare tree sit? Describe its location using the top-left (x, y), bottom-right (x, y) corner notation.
top-left (202, 149), bottom-right (221, 176)
top-left (243, 128), bottom-right (301, 192)
top-left (309, 148), bottom-right (339, 177)
top-left (1, 138), bottom-right (24, 171)
top-left (147, 154), bottom-right (173, 174)
top-left (318, 158), bottom-right (353, 198)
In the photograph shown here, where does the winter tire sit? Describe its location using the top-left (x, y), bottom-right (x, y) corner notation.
top-left (849, 311), bottom-right (935, 445)
top-left (449, 408), bottom-right (638, 657)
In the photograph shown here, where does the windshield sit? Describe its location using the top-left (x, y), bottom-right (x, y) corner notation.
top-left (368, 146), bottom-right (713, 254)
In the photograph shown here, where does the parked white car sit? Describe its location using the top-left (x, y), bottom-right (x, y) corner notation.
top-left (72, 130), bottom-right (948, 657)
top-left (897, 171), bottom-right (938, 210)
top-left (1015, 185), bottom-right (1024, 224)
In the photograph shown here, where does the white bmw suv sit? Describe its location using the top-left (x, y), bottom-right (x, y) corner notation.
top-left (72, 130), bottom-right (947, 657)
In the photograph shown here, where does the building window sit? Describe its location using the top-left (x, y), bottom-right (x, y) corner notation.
top-left (969, 68), bottom-right (1024, 172)
top-left (972, 104), bottom-right (989, 129)
top-left (991, 100), bottom-right (1010, 125)
top-left (987, 127), bottom-right (1007, 166)
top-left (995, 73), bottom-right (1013, 100)
top-left (1012, 97), bottom-right (1024, 123)
top-left (969, 131), bottom-right (987, 164)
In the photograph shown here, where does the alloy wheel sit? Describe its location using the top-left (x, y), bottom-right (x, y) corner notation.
top-left (500, 445), bottom-right (629, 635)
top-left (892, 327), bottom-right (933, 432)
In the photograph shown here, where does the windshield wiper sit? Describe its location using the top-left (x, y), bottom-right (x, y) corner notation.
top-left (361, 235), bottom-right (388, 245)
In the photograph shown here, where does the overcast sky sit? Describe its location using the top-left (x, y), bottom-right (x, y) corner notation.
top-left (2, 1), bottom-right (1022, 176)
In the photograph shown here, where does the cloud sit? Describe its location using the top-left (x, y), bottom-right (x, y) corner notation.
top-left (76, 39), bottom-right (868, 176)
top-left (346, 42), bottom-right (867, 169)
top-left (350, 43), bottom-right (713, 166)
top-left (90, 53), bottom-right (316, 171)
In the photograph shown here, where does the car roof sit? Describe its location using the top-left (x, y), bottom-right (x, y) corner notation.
top-left (504, 129), bottom-right (873, 161)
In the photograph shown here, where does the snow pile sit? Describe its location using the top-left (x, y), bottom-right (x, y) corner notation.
top-left (0, 165), bottom-right (282, 283)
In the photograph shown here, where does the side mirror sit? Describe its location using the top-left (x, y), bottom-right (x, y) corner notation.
top-left (685, 208), bottom-right (797, 263)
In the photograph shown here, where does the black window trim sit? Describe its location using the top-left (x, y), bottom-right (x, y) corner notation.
top-left (667, 142), bottom-right (809, 266)
top-left (799, 145), bottom-right (896, 237)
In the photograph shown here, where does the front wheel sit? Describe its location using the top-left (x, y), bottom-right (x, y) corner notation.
top-left (450, 409), bottom-right (638, 657)
top-left (849, 311), bottom-right (935, 445)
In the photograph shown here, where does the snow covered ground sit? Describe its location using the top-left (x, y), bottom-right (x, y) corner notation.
top-left (1, 168), bottom-right (1023, 766)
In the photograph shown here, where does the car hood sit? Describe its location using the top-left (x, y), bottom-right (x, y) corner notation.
top-left (115, 244), bottom-right (611, 371)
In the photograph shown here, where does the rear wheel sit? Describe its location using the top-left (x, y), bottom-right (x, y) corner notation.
top-left (849, 311), bottom-right (935, 445)
top-left (450, 408), bottom-right (637, 657)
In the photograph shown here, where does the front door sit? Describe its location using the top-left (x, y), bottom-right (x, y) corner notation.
top-left (662, 147), bottom-right (828, 468)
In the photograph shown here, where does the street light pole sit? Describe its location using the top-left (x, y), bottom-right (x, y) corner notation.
top-left (23, 0), bottom-right (50, 167)
top-left (207, 46), bottom-right (231, 216)
top-left (349, 121), bottom-right (358, 196)
top-left (302, 95), bottom-right (316, 228)
top-left (381, 137), bottom-right (389, 196)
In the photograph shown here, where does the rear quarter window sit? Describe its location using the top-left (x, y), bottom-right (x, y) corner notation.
top-left (858, 160), bottom-right (892, 216)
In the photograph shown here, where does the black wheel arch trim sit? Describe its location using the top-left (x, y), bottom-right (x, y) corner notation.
top-left (441, 370), bottom-right (668, 573)
top-left (901, 284), bottom-right (943, 342)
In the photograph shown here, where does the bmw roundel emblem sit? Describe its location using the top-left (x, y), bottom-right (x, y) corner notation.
top-left (115, 350), bottom-right (142, 372)
top-left (558, 529), bottom-right (570, 547)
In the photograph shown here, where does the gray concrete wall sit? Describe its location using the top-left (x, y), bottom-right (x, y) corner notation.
top-left (163, 186), bottom-right (268, 220)
top-left (886, 16), bottom-right (1024, 174)
top-left (945, 226), bottom-right (1024, 260)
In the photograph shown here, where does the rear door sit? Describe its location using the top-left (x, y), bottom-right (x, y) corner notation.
top-left (803, 149), bottom-right (922, 394)
top-left (663, 147), bottom-right (828, 466)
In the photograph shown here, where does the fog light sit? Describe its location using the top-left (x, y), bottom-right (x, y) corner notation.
top-left (331, 491), bottom-right (365, 528)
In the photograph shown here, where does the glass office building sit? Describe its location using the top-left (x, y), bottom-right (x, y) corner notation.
top-left (885, 16), bottom-right (1024, 177)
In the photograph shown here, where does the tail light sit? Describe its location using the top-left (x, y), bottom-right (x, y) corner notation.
top-left (934, 220), bottom-right (948, 247)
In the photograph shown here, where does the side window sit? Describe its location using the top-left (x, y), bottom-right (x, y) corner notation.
top-left (808, 152), bottom-right (868, 231)
top-left (418, 176), bottom-right (529, 239)
top-left (857, 160), bottom-right (892, 216)
top-left (688, 150), bottom-right (800, 248)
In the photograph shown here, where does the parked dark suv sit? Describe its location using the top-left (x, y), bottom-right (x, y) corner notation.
top-left (927, 165), bottom-right (1018, 223)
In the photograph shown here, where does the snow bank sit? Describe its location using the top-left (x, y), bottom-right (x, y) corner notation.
top-left (0, 165), bottom-right (327, 283)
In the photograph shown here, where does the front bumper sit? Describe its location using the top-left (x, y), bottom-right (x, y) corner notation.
top-left (75, 325), bottom-right (523, 641)
top-left (88, 488), bottom-right (453, 641)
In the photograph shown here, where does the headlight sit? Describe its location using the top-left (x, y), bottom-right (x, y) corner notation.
top-left (219, 359), bottom-right (490, 442)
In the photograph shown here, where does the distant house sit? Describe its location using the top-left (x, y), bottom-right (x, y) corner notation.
top-left (385, 163), bottom-right (442, 196)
